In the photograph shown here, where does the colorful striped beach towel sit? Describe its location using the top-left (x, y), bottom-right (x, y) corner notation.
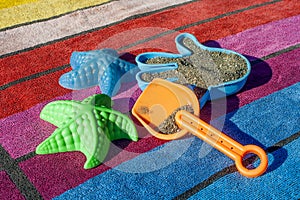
top-left (1, 0), bottom-right (299, 199)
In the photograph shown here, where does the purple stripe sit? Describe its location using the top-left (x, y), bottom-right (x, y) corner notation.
top-left (1, 15), bottom-right (300, 158)
top-left (216, 14), bottom-right (300, 58)
top-left (199, 47), bottom-right (300, 122)
top-left (0, 171), bottom-right (25, 200)
top-left (237, 47), bottom-right (300, 106)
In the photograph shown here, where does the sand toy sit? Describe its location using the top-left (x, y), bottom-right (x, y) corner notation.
top-left (36, 94), bottom-right (138, 169)
top-left (135, 33), bottom-right (251, 108)
top-left (132, 79), bottom-right (268, 178)
top-left (59, 48), bottom-right (137, 97)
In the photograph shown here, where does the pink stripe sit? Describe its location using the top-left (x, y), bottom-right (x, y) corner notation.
top-left (19, 135), bottom-right (165, 199)
top-left (0, 87), bottom-right (100, 158)
top-left (238, 48), bottom-right (300, 106)
top-left (1, 15), bottom-right (300, 158)
top-left (0, 83), bottom-right (141, 159)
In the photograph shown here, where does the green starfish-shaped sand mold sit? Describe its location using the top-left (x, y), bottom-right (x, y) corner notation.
top-left (36, 94), bottom-right (138, 169)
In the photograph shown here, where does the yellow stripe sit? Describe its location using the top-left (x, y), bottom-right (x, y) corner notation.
top-left (0, 0), bottom-right (39, 9)
top-left (0, 0), bottom-right (110, 29)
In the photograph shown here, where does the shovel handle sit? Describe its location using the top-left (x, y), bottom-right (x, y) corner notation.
top-left (175, 110), bottom-right (268, 178)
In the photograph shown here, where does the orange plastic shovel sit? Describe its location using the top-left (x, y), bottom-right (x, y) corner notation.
top-left (132, 78), bottom-right (268, 178)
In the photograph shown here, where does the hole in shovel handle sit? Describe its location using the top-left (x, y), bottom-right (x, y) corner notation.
top-left (235, 145), bottom-right (268, 178)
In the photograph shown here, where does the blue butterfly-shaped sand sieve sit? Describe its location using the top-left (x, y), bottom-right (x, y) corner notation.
top-left (135, 33), bottom-right (251, 108)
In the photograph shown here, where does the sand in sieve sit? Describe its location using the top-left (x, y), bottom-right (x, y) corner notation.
top-left (142, 37), bottom-right (248, 90)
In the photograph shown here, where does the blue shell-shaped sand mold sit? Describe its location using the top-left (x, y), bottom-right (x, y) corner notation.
top-left (59, 48), bottom-right (137, 97)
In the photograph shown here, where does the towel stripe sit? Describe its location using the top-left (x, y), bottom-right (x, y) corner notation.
top-left (187, 135), bottom-right (300, 199)
top-left (0, 0), bottom-right (110, 30)
top-left (0, 145), bottom-right (43, 199)
top-left (0, 0), bottom-right (38, 9)
top-left (127, 0), bottom-right (298, 54)
top-left (1, 1), bottom-right (299, 119)
top-left (0, 0), bottom-right (193, 56)
top-left (53, 82), bottom-right (300, 199)
top-left (0, 0), bottom-right (278, 58)
top-left (176, 131), bottom-right (300, 199)
top-left (215, 15), bottom-right (300, 58)
top-left (0, 171), bottom-right (25, 200)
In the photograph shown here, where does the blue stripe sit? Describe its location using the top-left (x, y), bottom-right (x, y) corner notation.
top-left (189, 138), bottom-right (300, 200)
top-left (55, 82), bottom-right (300, 200)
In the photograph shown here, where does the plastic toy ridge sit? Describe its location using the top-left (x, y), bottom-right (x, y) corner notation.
top-left (59, 48), bottom-right (138, 97)
top-left (36, 94), bottom-right (138, 169)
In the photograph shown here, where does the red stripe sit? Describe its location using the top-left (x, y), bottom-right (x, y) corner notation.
top-left (1, 70), bottom-right (71, 119)
top-left (128, 0), bottom-right (300, 53)
top-left (1, 0), bottom-right (299, 119)
top-left (0, 0), bottom-right (277, 85)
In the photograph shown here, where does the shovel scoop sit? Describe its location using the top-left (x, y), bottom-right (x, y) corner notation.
top-left (132, 78), bottom-right (268, 178)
